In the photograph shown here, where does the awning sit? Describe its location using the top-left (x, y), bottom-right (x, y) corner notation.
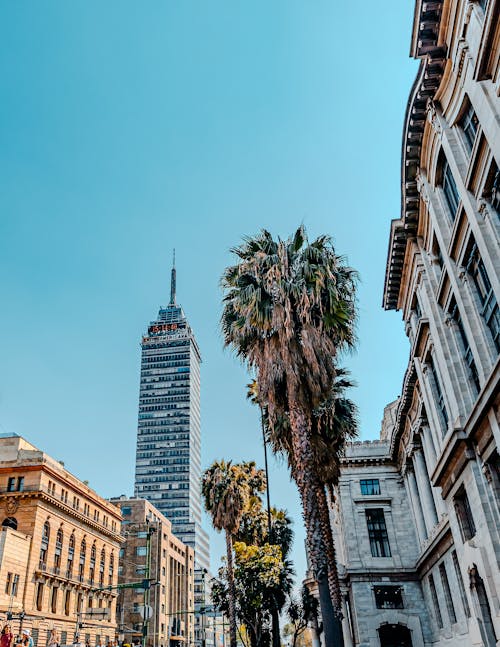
top-left (169, 637), bottom-right (186, 642)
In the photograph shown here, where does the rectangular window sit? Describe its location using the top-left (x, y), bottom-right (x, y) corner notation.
top-left (11, 574), bottom-right (19, 597)
top-left (136, 546), bottom-right (147, 557)
top-left (36, 583), bottom-right (44, 611)
top-left (454, 488), bottom-right (476, 541)
top-left (467, 244), bottom-right (500, 353)
top-left (450, 298), bottom-right (480, 392)
top-left (360, 479), bottom-right (381, 495)
top-left (429, 357), bottom-right (449, 431)
top-left (429, 574), bottom-right (443, 628)
top-left (439, 563), bottom-right (457, 624)
top-left (374, 585), bottom-right (404, 609)
top-left (366, 509), bottom-right (391, 557)
top-left (17, 477), bottom-right (24, 492)
top-left (121, 507), bottom-right (132, 516)
top-left (51, 587), bottom-right (58, 614)
top-left (442, 160), bottom-right (460, 218)
top-left (7, 478), bottom-right (16, 492)
top-left (459, 102), bottom-right (479, 152)
top-left (5, 572), bottom-right (12, 594)
top-left (452, 550), bottom-right (471, 617)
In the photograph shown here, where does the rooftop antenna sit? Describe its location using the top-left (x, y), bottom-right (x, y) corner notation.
top-left (170, 249), bottom-right (176, 305)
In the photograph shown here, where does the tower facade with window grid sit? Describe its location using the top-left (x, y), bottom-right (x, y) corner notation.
top-left (134, 262), bottom-right (210, 575)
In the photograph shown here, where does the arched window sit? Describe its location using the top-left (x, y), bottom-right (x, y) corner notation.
top-left (2, 517), bottom-right (17, 530)
top-left (89, 543), bottom-right (96, 583)
top-left (54, 528), bottom-right (63, 570)
top-left (108, 552), bottom-right (114, 584)
top-left (67, 533), bottom-right (75, 577)
top-left (79, 539), bottom-right (86, 580)
top-left (99, 548), bottom-right (106, 585)
top-left (40, 521), bottom-right (50, 566)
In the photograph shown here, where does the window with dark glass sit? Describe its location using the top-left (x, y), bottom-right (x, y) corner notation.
top-left (40, 522), bottom-right (50, 567)
top-left (360, 479), bottom-right (381, 495)
top-left (429, 356), bottom-right (449, 431)
top-left (483, 159), bottom-right (499, 212)
top-left (109, 553), bottom-right (114, 584)
top-left (79, 540), bottom-right (86, 579)
top-left (54, 529), bottom-right (63, 570)
top-left (5, 572), bottom-right (12, 594)
top-left (64, 590), bottom-right (71, 616)
top-left (459, 101), bottom-right (479, 152)
top-left (51, 586), bottom-right (58, 614)
top-left (450, 297), bottom-right (480, 392)
top-left (366, 509), bottom-right (391, 557)
top-left (439, 563), bottom-right (457, 624)
top-left (17, 477), bottom-right (24, 492)
top-left (89, 543), bottom-right (96, 583)
top-left (99, 549), bottom-right (105, 586)
top-left (67, 533), bottom-right (75, 577)
top-left (442, 159), bottom-right (460, 218)
top-left (36, 583), bottom-right (44, 611)
top-left (452, 550), bottom-right (471, 617)
top-left (374, 585), bottom-right (404, 609)
top-left (454, 487), bottom-right (476, 541)
top-left (429, 574), bottom-right (443, 628)
top-left (467, 242), bottom-right (500, 352)
top-left (7, 477), bottom-right (16, 492)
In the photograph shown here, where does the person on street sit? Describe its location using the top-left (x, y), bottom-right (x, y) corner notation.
top-left (1, 624), bottom-right (14, 647)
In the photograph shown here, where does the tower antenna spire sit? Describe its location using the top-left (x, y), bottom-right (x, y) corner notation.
top-left (170, 249), bottom-right (176, 305)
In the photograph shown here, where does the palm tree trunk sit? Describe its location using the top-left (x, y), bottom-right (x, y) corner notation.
top-left (225, 532), bottom-right (238, 647)
top-left (261, 410), bottom-right (280, 647)
top-left (288, 405), bottom-right (345, 647)
top-left (270, 606), bottom-right (280, 647)
top-left (316, 483), bottom-right (342, 611)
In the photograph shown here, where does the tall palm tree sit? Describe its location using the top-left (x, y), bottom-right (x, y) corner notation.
top-left (264, 369), bottom-right (359, 641)
top-left (202, 460), bottom-right (266, 647)
top-left (221, 226), bottom-right (357, 646)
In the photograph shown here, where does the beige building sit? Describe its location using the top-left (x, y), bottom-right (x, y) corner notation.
top-left (333, 0), bottom-right (499, 645)
top-left (0, 434), bottom-right (122, 646)
top-left (109, 497), bottom-right (194, 647)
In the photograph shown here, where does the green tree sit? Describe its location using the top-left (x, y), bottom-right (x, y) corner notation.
top-left (202, 460), bottom-right (266, 647)
top-left (212, 542), bottom-right (284, 647)
top-left (221, 226), bottom-right (357, 645)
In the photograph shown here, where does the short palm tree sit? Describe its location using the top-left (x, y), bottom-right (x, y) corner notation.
top-left (202, 460), bottom-right (266, 647)
top-left (221, 226), bottom-right (357, 646)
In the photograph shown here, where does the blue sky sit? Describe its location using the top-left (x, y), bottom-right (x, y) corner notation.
top-left (0, 2), bottom-right (418, 581)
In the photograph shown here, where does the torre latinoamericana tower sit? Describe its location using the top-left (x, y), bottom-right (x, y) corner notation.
top-left (134, 259), bottom-right (210, 573)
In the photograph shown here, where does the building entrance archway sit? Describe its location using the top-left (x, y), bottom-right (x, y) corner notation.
top-left (378, 623), bottom-right (412, 647)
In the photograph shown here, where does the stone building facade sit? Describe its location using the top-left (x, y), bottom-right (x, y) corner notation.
top-left (333, 0), bottom-right (500, 645)
top-left (0, 434), bottom-right (122, 646)
top-left (109, 497), bottom-right (194, 647)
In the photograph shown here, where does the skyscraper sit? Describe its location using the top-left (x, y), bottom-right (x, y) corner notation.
top-left (134, 259), bottom-right (210, 573)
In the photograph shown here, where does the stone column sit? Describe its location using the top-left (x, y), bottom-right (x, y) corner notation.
top-left (404, 465), bottom-right (427, 544)
top-left (412, 447), bottom-right (438, 533)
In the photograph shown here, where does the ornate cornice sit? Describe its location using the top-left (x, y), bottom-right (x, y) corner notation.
top-left (383, 1), bottom-right (446, 311)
